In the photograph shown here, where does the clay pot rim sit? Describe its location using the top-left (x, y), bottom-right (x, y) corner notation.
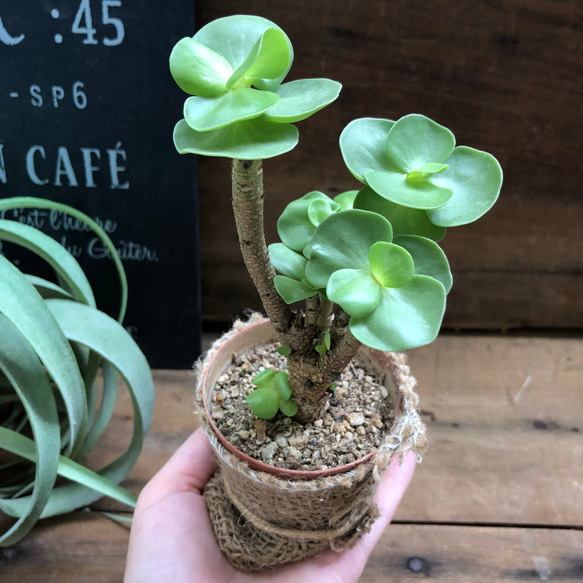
top-left (200, 318), bottom-right (400, 480)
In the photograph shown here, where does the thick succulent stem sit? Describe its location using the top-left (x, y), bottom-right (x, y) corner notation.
top-left (231, 159), bottom-right (293, 338)
top-left (231, 158), bottom-right (363, 423)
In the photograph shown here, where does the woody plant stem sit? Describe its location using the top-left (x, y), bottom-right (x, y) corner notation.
top-left (231, 159), bottom-right (361, 423)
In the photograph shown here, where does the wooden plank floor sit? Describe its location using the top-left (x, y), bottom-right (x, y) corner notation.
top-left (0, 334), bottom-right (581, 581)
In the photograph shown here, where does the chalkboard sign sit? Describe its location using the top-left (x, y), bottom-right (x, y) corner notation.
top-left (0, 1), bottom-right (201, 368)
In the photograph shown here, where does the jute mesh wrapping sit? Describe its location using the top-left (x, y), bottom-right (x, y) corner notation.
top-left (195, 315), bottom-right (427, 572)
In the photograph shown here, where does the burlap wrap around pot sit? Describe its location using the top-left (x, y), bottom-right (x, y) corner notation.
top-left (195, 315), bottom-right (427, 572)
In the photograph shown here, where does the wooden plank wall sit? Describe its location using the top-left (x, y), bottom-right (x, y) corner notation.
top-left (191, 0), bottom-right (583, 330)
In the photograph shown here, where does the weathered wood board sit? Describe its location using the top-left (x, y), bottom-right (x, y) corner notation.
top-left (0, 334), bottom-right (581, 581)
top-left (192, 0), bottom-right (583, 329)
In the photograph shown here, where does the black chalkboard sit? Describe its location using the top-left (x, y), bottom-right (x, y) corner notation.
top-left (0, 1), bottom-right (201, 368)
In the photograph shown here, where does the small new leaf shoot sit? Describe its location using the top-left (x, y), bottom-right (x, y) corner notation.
top-left (277, 344), bottom-right (292, 356)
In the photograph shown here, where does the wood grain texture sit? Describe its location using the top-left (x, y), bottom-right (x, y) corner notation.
top-left (1, 335), bottom-right (581, 581)
top-left (191, 0), bottom-right (583, 329)
top-left (1, 519), bottom-right (581, 582)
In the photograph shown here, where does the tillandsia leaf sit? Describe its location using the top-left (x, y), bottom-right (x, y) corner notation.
top-left (326, 269), bottom-right (381, 318)
top-left (193, 16), bottom-right (293, 93)
top-left (0, 428), bottom-right (137, 511)
top-left (0, 256), bottom-right (87, 458)
top-left (0, 197), bottom-right (127, 323)
top-left (384, 114), bottom-right (455, 173)
top-left (353, 186), bottom-right (446, 241)
top-left (246, 387), bottom-right (279, 419)
top-left (183, 89), bottom-right (280, 132)
top-left (0, 298), bottom-right (154, 520)
top-left (364, 169), bottom-right (454, 210)
top-left (26, 275), bottom-right (74, 301)
top-left (268, 243), bottom-right (307, 280)
top-left (0, 220), bottom-right (95, 307)
top-left (174, 117), bottom-right (299, 160)
top-left (264, 79), bottom-right (342, 123)
top-left (340, 118), bottom-right (398, 181)
top-left (393, 235), bottom-right (453, 293)
top-left (277, 191), bottom-right (339, 252)
top-left (274, 275), bottom-right (317, 304)
top-left (169, 38), bottom-right (233, 97)
top-left (305, 210), bottom-right (393, 289)
top-left (0, 316), bottom-right (60, 546)
top-left (368, 241), bottom-right (414, 288)
top-left (349, 275), bottom-right (447, 352)
top-left (426, 146), bottom-right (503, 227)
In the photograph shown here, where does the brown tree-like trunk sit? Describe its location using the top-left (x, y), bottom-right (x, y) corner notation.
top-left (230, 158), bottom-right (362, 423)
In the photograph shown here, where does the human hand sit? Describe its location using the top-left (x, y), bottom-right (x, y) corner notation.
top-left (124, 427), bottom-right (416, 583)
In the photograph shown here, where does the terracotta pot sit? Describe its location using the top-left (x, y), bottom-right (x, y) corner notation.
top-left (199, 317), bottom-right (403, 479)
top-left (196, 316), bottom-right (424, 572)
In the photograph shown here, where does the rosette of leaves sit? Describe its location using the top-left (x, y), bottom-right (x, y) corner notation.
top-left (0, 197), bottom-right (154, 546)
top-left (340, 115), bottom-right (503, 236)
top-left (246, 369), bottom-right (297, 419)
top-left (170, 15), bottom-right (342, 159)
top-left (304, 210), bottom-right (452, 351)
top-left (269, 190), bottom-right (357, 304)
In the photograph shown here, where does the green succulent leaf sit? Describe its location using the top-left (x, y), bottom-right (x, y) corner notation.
top-left (349, 275), bottom-right (447, 351)
top-left (393, 235), bottom-right (453, 293)
top-left (264, 79), bottom-right (342, 123)
top-left (385, 114), bottom-right (455, 172)
top-left (252, 368), bottom-right (276, 388)
top-left (339, 118), bottom-right (398, 182)
top-left (226, 27), bottom-right (291, 90)
top-left (315, 344), bottom-right (326, 354)
top-left (274, 275), bottom-right (318, 304)
top-left (305, 210), bottom-right (393, 289)
top-left (246, 387), bottom-right (279, 419)
top-left (174, 117), bottom-right (298, 159)
top-left (327, 269), bottom-right (381, 318)
top-left (365, 169), bottom-right (454, 210)
top-left (194, 15), bottom-right (293, 93)
top-left (415, 162), bottom-right (449, 178)
top-left (353, 186), bottom-right (446, 241)
top-left (274, 371), bottom-right (292, 401)
top-left (307, 198), bottom-right (338, 228)
top-left (427, 146), bottom-right (503, 227)
top-left (278, 398), bottom-right (298, 417)
top-left (368, 242), bottom-right (414, 288)
top-left (277, 344), bottom-right (292, 356)
top-left (183, 89), bottom-right (280, 132)
top-left (333, 190), bottom-right (358, 210)
top-left (277, 191), bottom-right (336, 252)
top-left (269, 243), bottom-right (307, 280)
top-left (169, 37), bottom-right (232, 97)
top-left (324, 330), bottom-right (331, 350)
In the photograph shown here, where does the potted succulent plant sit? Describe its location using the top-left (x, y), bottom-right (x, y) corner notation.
top-left (0, 196), bottom-right (154, 546)
top-left (169, 14), bottom-right (502, 571)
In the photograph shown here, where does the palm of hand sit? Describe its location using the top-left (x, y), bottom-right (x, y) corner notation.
top-left (124, 429), bottom-right (415, 583)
